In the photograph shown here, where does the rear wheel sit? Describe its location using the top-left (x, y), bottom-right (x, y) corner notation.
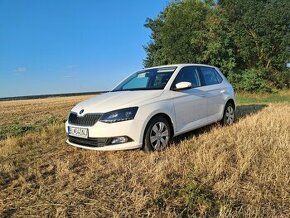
top-left (221, 102), bottom-right (235, 125)
top-left (143, 116), bottom-right (172, 152)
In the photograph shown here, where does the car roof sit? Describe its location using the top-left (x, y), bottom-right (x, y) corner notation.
top-left (144, 63), bottom-right (217, 70)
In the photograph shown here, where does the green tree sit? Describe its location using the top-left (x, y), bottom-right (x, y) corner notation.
top-left (144, 0), bottom-right (235, 75)
top-left (220, 0), bottom-right (290, 88)
top-left (144, 0), bottom-right (290, 91)
top-left (144, 0), bottom-right (211, 67)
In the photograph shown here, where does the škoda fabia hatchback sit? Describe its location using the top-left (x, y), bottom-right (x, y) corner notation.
top-left (66, 64), bottom-right (235, 151)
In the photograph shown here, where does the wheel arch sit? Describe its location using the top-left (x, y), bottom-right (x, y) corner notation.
top-left (142, 112), bottom-right (175, 146)
top-left (226, 98), bottom-right (236, 110)
top-left (221, 98), bottom-right (236, 125)
top-left (218, 98), bottom-right (236, 122)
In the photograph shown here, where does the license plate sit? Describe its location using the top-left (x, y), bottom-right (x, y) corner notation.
top-left (68, 126), bottom-right (88, 138)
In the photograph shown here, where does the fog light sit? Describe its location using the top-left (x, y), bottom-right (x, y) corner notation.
top-left (111, 136), bottom-right (129, 144)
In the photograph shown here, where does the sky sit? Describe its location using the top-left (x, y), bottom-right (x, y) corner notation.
top-left (0, 0), bottom-right (169, 98)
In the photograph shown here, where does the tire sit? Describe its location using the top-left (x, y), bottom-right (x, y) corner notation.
top-left (221, 102), bottom-right (235, 126)
top-left (143, 116), bottom-right (172, 152)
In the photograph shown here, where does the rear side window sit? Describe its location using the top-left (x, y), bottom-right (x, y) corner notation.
top-left (172, 66), bottom-right (201, 88)
top-left (199, 67), bottom-right (223, 86)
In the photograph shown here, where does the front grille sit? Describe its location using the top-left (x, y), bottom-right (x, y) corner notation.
top-left (68, 135), bottom-right (109, 147)
top-left (68, 112), bottom-right (102, 126)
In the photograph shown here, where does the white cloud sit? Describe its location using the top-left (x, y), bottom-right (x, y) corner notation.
top-left (64, 75), bottom-right (74, 78)
top-left (66, 65), bottom-right (79, 69)
top-left (14, 67), bottom-right (27, 73)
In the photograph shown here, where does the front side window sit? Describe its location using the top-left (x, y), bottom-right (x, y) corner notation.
top-left (113, 67), bottom-right (176, 91)
top-left (172, 66), bottom-right (201, 89)
top-left (199, 67), bottom-right (223, 86)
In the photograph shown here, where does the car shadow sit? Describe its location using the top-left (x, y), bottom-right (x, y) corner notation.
top-left (171, 104), bottom-right (268, 144)
top-left (235, 104), bottom-right (267, 120)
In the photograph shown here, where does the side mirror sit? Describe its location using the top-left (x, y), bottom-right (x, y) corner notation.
top-left (173, 82), bottom-right (192, 91)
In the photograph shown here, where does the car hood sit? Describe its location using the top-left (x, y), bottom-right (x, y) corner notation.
top-left (71, 90), bottom-right (164, 114)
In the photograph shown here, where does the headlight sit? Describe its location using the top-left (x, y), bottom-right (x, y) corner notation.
top-left (99, 107), bottom-right (138, 123)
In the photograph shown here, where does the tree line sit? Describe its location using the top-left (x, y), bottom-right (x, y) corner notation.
top-left (144, 0), bottom-right (290, 92)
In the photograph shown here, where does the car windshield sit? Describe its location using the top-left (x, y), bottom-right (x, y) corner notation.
top-left (112, 67), bottom-right (176, 91)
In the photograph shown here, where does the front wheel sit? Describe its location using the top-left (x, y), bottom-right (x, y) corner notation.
top-left (143, 116), bottom-right (172, 152)
top-left (221, 102), bottom-right (235, 126)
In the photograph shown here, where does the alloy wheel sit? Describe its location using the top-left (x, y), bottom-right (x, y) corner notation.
top-left (225, 105), bottom-right (235, 125)
top-left (149, 121), bottom-right (169, 151)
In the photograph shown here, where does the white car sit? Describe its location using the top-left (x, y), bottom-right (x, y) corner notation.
top-left (65, 64), bottom-right (235, 151)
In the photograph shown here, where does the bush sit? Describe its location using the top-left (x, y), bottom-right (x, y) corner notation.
top-left (275, 69), bottom-right (290, 89)
top-left (229, 68), bottom-right (272, 93)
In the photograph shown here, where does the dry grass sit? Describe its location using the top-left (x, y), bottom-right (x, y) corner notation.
top-left (0, 95), bottom-right (93, 127)
top-left (0, 95), bottom-right (94, 139)
top-left (0, 94), bottom-right (289, 217)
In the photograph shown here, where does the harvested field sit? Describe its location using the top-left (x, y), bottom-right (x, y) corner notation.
top-left (0, 93), bottom-right (289, 217)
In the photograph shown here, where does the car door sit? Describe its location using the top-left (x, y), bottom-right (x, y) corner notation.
top-left (197, 66), bottom-right (226, 121)
top-left (170, 66), bottom-right (208, 134)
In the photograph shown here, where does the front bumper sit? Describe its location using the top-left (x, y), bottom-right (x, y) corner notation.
top-left (66, 139), bottom-right (141, 151)
top-left (65, 119), bottom-right (144, 151)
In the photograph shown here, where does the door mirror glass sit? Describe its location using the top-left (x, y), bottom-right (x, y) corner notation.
top-left (174, 82), bottom-right (192, 90)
